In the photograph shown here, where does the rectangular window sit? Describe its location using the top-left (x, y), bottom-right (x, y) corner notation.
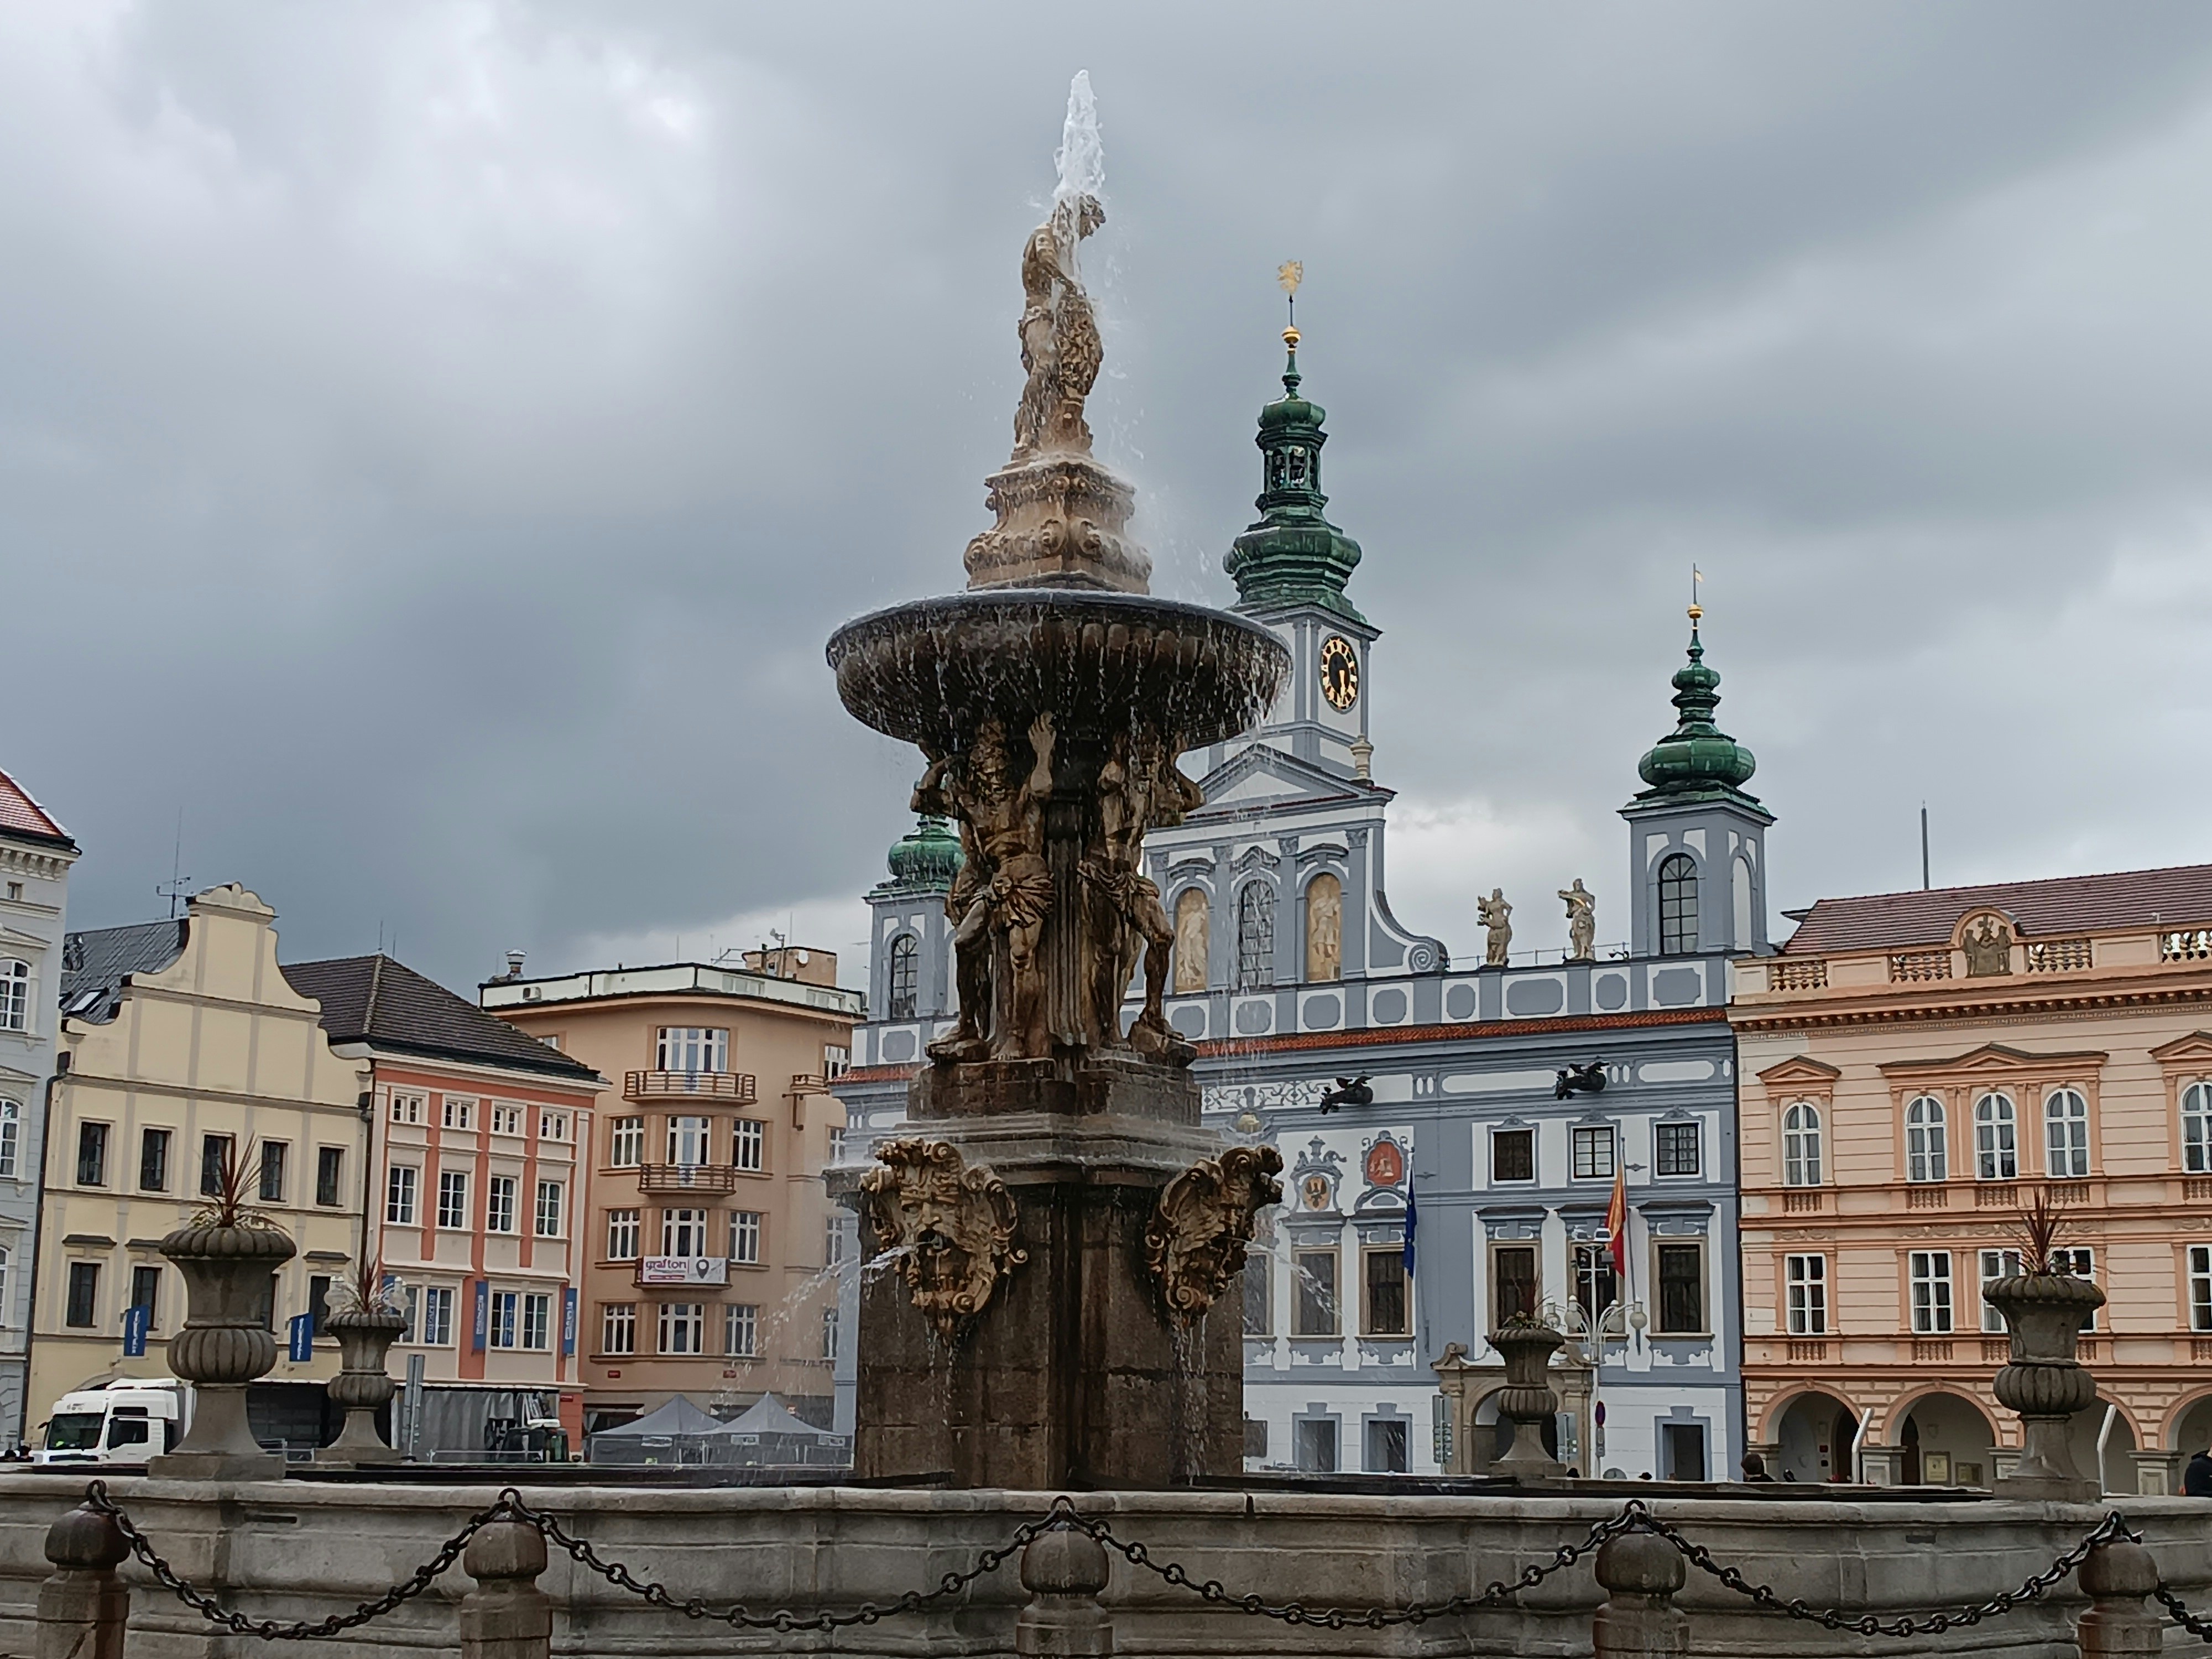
top-left (822, 1306), bottom-right (839, 1361)
top-left (315, 1146), bottom-right (345, 1207)
top-left (828, 1127), bottom-right (848, 1165)
top-left (491, 1103), bottom-right (524, 1136)
top-left (2192, 1246), bottom-right (2212, 1333)
top-left (656, 1027), bottom-right (730, 1073)
top-left (609, 1117), bottom-right (644, 1167)
top-left (1292, 1249), bottom-right (1338, 1336)
top-left (65, 1261), bottom-right (100, 1327)
top-left (1365, 1418), bottom-right (1410, 1475)
top-left (418, 1286), bottom-right (455, 1347)
top-left (1571, 1125), bottom-right (1616, 1181)
top-left (1491, 1128), bottom-right (1535, 1183)
top-left (606, 1209), bottom-right (640, 1260)
top-left (437, 1171), bottom-right (469, 1230)
top-left (1785, 1254), bottom-right (1827, 1335)
top-left (1655, 1121), bottom-right (1702, 1177)
top-left (825, 1216), bottom-right (847, 1266)
top-left (823, 1045), bottom-right (849, 1080)
top-left (0, 1099), bottom-right (15, 1178)
top-left (138, 1127), bottom-right (170, 1192)
top-left (729, 1210), bottom-right (763, 1265)
top-left (1494, 1243), bottom-right (1539, 1326)
top-left (308, 1274), bottom-right (331, 1337)
top-left (258, 1141), bottom-right (287, 1204)
top-left (441, 1096), bottom-right (476, 1130)
top-left (602, 1302), bottom-right (637, 1355)
top-left (1911, 1250), bottom-right (1955, 1334)
top-left (658, 1302), bottom-right (704, 1355)
top-left (1243, 1253), bottom-right (1272, 1335)
top-left (521, 1293), bottom-right (551, 1350)
top-left (538, 1109), bottom-right (569, 1141)
top-left (661, 1208), bottom-right (706, 1256)
top-left (1363, 1248), bottom-right (1408, 1336)
top-left (129, 1264), bottom-right (161, 1328)
top-left (534, 1180), bottom-right (563, 1237)
top-left (200, 1133), bottom-right (232, 1197)
top-left (1979, 1248), bottom-right (2023, 1333)
top-left (2052, 1248), bottom-right (2096, 1330)
top-left (389, 1092), bottom-right (425, 1125)
top-left (1571, 1243), bottom-right (1617, 1329)
top-left (733, 1119), bottom-right (765, 1172)
top-left (488, 1290), bottom-right (519, 1349)
top-left (387, 1166), bottom-right (419, 1225)
top-left (724, 1303), bottom-right (758, 1357)
top-left (667, 1115), bottom-right (709, 1166)
top-left (1655, 1243), bottom-right (1704, 1333)
top-left (486, 1175), bottom-right (517, 1234)
top-left (76, 1122), bottom-right (108, 1187)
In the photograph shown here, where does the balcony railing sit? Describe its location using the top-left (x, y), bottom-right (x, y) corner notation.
top-left (1888, 950), bottom-right (1952, 983)
top-left (2025, 937), bottom-right (2093, 973)
top-left (635, 1163), bottom-right (739, 1196)
top-left (1781, 1191), bottom-right (1825, 1214)
top-left (1770, 959), bottom-right (1829, 992)
top-left (625, 1070), bottom-right (757, 1104)
top-left (1905, 1186), bottom-right (1948, 1210)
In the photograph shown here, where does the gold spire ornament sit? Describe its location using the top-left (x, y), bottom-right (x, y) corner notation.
top-left (1278, 259), bottom-right (1303, 345)
top-left (1689, 564), bottom-right (1704, 624)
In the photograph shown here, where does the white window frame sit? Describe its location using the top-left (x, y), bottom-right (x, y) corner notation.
top-left (725, 1302), bottom-right (759, 1358)
top-left (729, 1210), bottom-right (763, 1265)
top-left (538, 1109), bottom-right (569, 1142)
top-left (2043, 1088), bottom-right (2090, 1178)
top-left (534, 1180), bottom-right (564, 1238)
top-left (1785, 1253), bottom-right (1827, 1335)
top-left (1571, 1125), bottom-right (1616, 1181)
top-left (490, 1103), bottom-right (524, 1137)
top-left (2190, 1245), bottom-right (2212, 1333)
top-left (656, 1027), bottom-right (729, 1074)
top-left (1979, 1248), bottom-right (2024, 1333)
top-left (441, 1095), bottom-right (476, 1131)
top-left (602, 1302), bottom-right (637, 1355)
top-left (488, 1290), bottom-right (519, 1349)
top-left (486, 1175), bottom-right (518, 1234)
top-left (1654, 1119), bottom-right (1702, 1178)
top-left (418, 1285), bottom-right (455, 1347)
top-left (1910, 1250), bottom-right (1955, 1334)
top-left (667, 1116), bottom-right (709, 1167)
top-left (606, 1209), bottom-right (639, 1260)
top-left (2052, 1248), bottom-right (2096, 1329)
top-left (661, 1208), bottom-right (706, 1256)
top-left (1974, 1093), bottom-right (2017, 1181)
top-left (436, 1170), bottom-right (469, 1230)
top-left (0, 958), bottom-right (29, 1032)
top-left (825, 1216), bottom-right (847, 1266)
top-left (1906, 1095), bottom-right (1948, 1183)
top-left (0, 1097), bottom-right (18, 1179)
top-left (733, 1118), bottom-right (765, 1173)
top-left (386, 1166), bottom-right (419, 1226)
top-left (609, 1117), bottom-right (644, 1167)
top-left (389, 1092), bottom-right (425, 1125)
top-left (521, 1292), bottom-right (551, 1350)
top-left (1781, 1102), bottom-right (1821, 1187)
top-left (657, 1302), bottom-right (705, 1355)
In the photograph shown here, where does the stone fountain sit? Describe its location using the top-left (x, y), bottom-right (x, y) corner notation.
top-left (827, 74), bottom-right (1288, 1489)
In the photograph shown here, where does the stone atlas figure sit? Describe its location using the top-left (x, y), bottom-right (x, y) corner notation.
top-left (1559, 878), bottom-right (1597, 961)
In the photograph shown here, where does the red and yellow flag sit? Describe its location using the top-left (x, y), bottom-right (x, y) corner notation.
top-left (1605, 1165), bottom-right (1628, 1276)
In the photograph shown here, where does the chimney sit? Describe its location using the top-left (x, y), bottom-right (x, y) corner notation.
top-left (503, 949), bottom-right (526, 980)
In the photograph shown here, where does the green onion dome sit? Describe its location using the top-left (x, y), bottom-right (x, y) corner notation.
top-left (1635, 612), bottom-right (1760, 801)
top-left (884, 813), bottom-right (963, 893)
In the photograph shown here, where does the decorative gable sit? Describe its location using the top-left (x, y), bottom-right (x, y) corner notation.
top-left (1756, 1055), bottom-right (1841, 1088)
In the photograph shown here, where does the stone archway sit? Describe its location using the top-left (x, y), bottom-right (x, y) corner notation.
top-left (1771, 1390), bottom-right (1858, 1484)
top-left (1890, 1391), bottom-right (1997, 1488)
top-left (2169, 1392), bottom-right (2212, 1458)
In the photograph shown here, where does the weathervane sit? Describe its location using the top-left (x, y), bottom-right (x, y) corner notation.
top-left (1277, 259), bottom-right (1303, 346)
top-left (1689, 564), bottom-right (1704, 625)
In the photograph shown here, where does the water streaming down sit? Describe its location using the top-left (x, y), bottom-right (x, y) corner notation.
top-left (825, 74), bottom-right (1287, 1489)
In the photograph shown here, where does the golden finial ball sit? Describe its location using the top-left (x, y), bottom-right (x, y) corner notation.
top-left (1687, 603), bottom-right (1704, 622)
top-left (1283, 325), bottom-right (1301, 348)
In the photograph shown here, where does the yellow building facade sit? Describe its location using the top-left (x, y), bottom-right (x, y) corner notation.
top-left (27, 885), bottom-right (369, 1444)
top-left (1734, 864), bottom-right (2212, 1495)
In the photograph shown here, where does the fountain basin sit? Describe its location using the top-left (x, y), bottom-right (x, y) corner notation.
top-left (827, 589), bottom-right (1287, 752)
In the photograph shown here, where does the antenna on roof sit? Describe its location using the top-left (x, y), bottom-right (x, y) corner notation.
top-left (155, 807), bottom-right (194, 919)
top-left (1920, 805), bottom-right (1931, 891)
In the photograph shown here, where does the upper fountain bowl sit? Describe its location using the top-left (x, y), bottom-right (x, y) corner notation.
top-left (827, 589), bottom-right (1288, 754)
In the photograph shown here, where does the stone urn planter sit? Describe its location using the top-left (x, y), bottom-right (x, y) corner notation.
top-left (1489, 1321), bottom-right (1566, 1477)
top-left (319, 1301), bottom-right (406, 1465)
top-left (1984, 1270), bottom-right (2106, 1499)
top-left (150, 1220), bottom-right (296, 1480)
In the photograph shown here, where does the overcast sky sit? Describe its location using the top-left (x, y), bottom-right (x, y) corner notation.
top-left (11, 2), bottom-right (2212, 993)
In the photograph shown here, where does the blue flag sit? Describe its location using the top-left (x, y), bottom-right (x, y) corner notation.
top-left (287, 1312), bottom-right (315, 1363)
top-left (1402, 1181), bottom-right (1418, 1276)
top-left (122, 1304), bottom-right (151, 1358)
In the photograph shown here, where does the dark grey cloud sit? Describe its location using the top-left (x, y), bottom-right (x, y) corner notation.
top-left (9, 1), bottom-right (2212, 988)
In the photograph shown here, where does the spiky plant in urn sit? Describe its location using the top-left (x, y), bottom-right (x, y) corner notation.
top-left (828, 74), bottom-right (1287, 1488)
top-left (1488, 1316), bottom-right (1568, 1478)
top-left (318, 1258), bottom-right (408, 1465)
top-left (150, 1139), bottom-right (296, 1479)
top-left (1984, 1185), bottom-right (2107, 1498)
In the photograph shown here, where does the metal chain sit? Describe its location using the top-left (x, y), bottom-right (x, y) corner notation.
top-left (1634, 1504), bottom-right (2130, 1637)
top-left (81, 1478), bottom-right (509, 1641)
top-left (1069, 1504), bottom-right (1640, 1628)
top-left (2153, 1583), bottom-right (2212, 1642)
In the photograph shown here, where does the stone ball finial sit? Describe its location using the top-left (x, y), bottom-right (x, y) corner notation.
top-left (44, 1504), bottom-right (127, 1571)
top-left (1595, 1531), bottom-right (1685, 1597)
top-left (463, 1519), bottom-right (547, 1584)
top-left (2080, 1538), bottom-right (2158, 1600)
top-left (1021, 1525), bottom-right (1110, 1598)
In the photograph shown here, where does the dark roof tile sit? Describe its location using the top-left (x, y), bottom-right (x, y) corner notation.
top-left (59, 919), bottom-right (189, 1023)
top-left (282, 954), bottom-right (599, 1082)
top-left (1782, 863), bottom-right (2212, 957)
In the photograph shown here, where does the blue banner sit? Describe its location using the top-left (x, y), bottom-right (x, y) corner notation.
top-left (472, 1280), bottom-right (489, 1353)
top-left (561, 1287), bottom-right (577, 1357)
top-left (122, 1304), bottom-right (150, 1358)
top-left (288, 1312), bottom-right (314, 1363)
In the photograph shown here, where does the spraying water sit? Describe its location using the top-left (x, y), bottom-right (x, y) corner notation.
top-left (1055, 71), bottom-right (1105, 218)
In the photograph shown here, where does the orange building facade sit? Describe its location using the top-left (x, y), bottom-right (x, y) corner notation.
top-left (1733, 865), bottom-right (2212, 1495)
top-left (482, 953), bottom-right (858, 1432)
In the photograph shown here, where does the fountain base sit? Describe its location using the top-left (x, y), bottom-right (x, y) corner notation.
top-left (852, 1060), bottom-right (1242, 1489)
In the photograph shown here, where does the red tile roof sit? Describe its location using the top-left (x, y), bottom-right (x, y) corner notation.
top-left (1782, 863), bottom-right (2212, 956)
top-left (0, 766), bottom-right (72, 849)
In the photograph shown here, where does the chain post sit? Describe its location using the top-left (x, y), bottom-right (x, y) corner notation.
top-left (1016, 1520), bottom-right (1113, 1657)
top-left (460, 1517), bottom-right (552, 1659)
top-left (1593, 1528), bottom-right (1689, 1659)
top-left (2078, 1537), bottom-right (2161, 1657)
top-left (36, 1499), bottom-right (131, 1659)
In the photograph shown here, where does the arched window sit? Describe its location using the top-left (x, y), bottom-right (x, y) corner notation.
top-left (0, 958), bottom-right (26, 1032)
top-left (1235, 883), bottom-right (1276, 992)
top-left (1304, 873), bottom-right (1343, 984)
top-left (2184, 1082), bottom-right (2212, 1173)
top-left (2043, 1088), bottom-right (2090, 1178)
top-left (1781, 1102), bottom-right (1823, 1186)
top-left (1657, 855), bottom-right (1698, 956)
top-left (0, 1097), bottom-right (16, 1180)
top-left (885, 935), bottom-right (919, 1021)
top-left (1905, 1095), bottom-right (1948, 1183)
top-left (1172, 889), bottom-right (1209, 994)
top-left (1974, 1093), bottom-right (2018, 1181)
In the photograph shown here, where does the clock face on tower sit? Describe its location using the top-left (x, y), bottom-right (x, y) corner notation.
top-left (1318, 635), bottom-right (1359, 712)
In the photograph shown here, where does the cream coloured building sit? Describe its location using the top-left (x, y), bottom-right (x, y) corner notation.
top-left (27, 884), bottom-right (370, 1446)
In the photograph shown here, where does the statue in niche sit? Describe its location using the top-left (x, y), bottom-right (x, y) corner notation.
top-left (1172, 888), bottom-right (1209, 995)
top-left (1083, 730), bottom-right (1203, 1059)
top-left (1013, 193), bottom-right (1106, 460)
top-left (1964, 915), bottom-right (2014, 977)
top-left (915, 713), bottom-right (1057, 1062)
top-left (1306, 873), bottom-right (1343, 983)
top-left (1478, 889), bottom-right (1514, 968)
top-left (1559, 879), bottom-right (1597, 962)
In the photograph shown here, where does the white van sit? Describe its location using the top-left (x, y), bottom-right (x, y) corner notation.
top-left (33, 1379), bottom-right (191, 1465)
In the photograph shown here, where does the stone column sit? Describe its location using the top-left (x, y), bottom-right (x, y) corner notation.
top-left (460, 1519), bottom-right (551, 1659)
top-left (1858, 1444), bottom-right (1905, 1485)
top-left (2075, 1538), bottom-right (2162, 1659)
top-left (35, 1502), bottom-right (129, 1659)
top-left (2129, 1449), bottom-right (2182, 1496)
top-left (1015, 1526), bottom-right (1113, 1658)
top-left (1592, 1531), bottom-right (1688, 1659)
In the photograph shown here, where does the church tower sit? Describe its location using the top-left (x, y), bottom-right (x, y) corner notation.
top-left (864, 813), bottom-right (963, 1025)
top-left (1619, 606), bottom-right (1773, 957)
